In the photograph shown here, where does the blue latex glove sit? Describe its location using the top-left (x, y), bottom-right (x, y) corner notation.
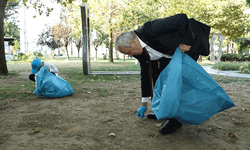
top-left (33, 89), bottom-right (37, 94)
top-left (136, 106), bottom-right (147, 119)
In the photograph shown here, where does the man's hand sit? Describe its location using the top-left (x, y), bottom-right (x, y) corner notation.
top-left (179, 44), bottom-right (191, 53)
top-left (136, 106), bottom-right (147, 119)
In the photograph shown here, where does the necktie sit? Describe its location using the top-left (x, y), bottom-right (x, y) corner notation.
top-left (143, 48), bottom-right (153, 101)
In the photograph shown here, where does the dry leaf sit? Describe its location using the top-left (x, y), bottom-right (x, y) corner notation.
top-left (32, 129), bottom-right (39, 133)
top-left (133, 108), bottom-right (138, 112)
top-left (229, 132), bottom-right (239, 138)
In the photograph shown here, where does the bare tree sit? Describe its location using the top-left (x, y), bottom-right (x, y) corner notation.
top-left (52, 23), bottom-right (72, 60)
top-left (74, 37), bottom-right (82, 58)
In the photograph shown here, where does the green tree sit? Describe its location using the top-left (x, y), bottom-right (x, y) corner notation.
top-left (247, 0), bottom-right (250, 6)
top-left (0, 0), bottom-right (9, 75)
top-left (12, 39), bottom-right (20, 52)
top-left (37, 25), bottom-right (60, 53)
top-left (67, 1), bottom-right (82, 58)
top-left (118, 0), bottom-right (250, 52)
top-left (92, 31), bottom-right (109, 60)
top-left (1, 0), bottom-right (85, 75)
top-left (89, 0), bottom-right (122, 63)
top-left (4, 21), bottom-right (20, 47)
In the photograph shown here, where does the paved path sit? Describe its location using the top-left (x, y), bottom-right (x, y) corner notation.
top-left (202, 66), bottom-right (250, 79)
top-left (91, 66), bottom-right (250, 79)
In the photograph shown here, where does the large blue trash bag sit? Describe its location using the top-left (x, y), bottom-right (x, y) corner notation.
top-left (151, 48), bottom-right (235, 125)
top-left (36, 66), bottom-right (74, 98)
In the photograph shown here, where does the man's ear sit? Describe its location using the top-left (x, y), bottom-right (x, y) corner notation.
top-left (130, 39), bottom-right (136, 45)
top-left (118, 45), bottom-right (131, 53)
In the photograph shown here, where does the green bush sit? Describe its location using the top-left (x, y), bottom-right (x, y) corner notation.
top-left (14, 53), bottom-right (25, 59)
top-left (220, 53), bottom-right (250, 61)
top-left (220, 53), bottom-right (238, 61)
top-left (206, 55), bottom-right (217, 60)
top-left (34, 52), bottom-right (43, 57)
top-left (239, 63), bottom-right (250, 73)
top-left (212, 62), bottom-right (241, 71)
top-left (213, 61), bottom-right (250, 74)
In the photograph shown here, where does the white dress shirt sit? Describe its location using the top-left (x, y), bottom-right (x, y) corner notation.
top-left (137, 36), bottom-right (172, 60)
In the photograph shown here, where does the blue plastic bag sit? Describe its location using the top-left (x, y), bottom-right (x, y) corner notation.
top-left (151, 48), bottom-right (235, 125)
top-left (35, 66), bottom-right (74, 98)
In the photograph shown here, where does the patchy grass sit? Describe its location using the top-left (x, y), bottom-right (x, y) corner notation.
top-left (3, 56), bottom-right (250, 100)
top-left (211, 75), bottom-right (250, 84)
top-left (0, 101), bottom-right (6, 110)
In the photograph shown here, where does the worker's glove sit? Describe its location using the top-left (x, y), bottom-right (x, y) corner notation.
top-left (136, 106), bottom-right (147, 119)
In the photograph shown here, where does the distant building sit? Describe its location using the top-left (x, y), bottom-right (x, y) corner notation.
top-left (4, 37), bottom-right (14, 53)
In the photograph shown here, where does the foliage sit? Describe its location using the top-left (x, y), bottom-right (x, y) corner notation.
top-left (51, 22), bottom-right (72, 60)
top-left (247, 0), bottom-right (250, 7)
top-left (12, 39), bottom-right (20, 51)
top-left (14, 52), bottom-right (25, 60)
top-left (212, 62), bottom-right (241, 71)
top-left (212, 61), bottom-right (250, 74)
top-left (206, 55), bottom-right (217, 61)
top-left (239, 63), bottom-right (250, 73)
top-left (37, 25), bottom-right (60, 52)
top-left (1, 0), bottom-right (83, 75)
top-left (4, 21), bottom-right (20, 46)
top-left (4, 0), bottom-right (20, 22)
top-left (220, 53), bottom-right (239, 61)
top-left (220, 53), bottom-right (250, 61)
top-left (13, 52), bottom-right (44, 61)
top-left (1, 0), bottom-right (250, 76)
top-left (92, 31), bottom-right (109, 60)
top-left (207, 1), bottom-right (250, 40)
top-left (234, 38), bottom-right (250, 53)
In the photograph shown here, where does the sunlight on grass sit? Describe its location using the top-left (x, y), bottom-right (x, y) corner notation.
top-left (3, 56), bottom-right (250, 100)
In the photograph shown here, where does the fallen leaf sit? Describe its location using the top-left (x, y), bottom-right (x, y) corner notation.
top-left (133, 108), bottom-right (138, 112)
top-left (32, 129), bottom-right (39, 133)
top-left (148, 134), bottom-right (158, 137)
top-left (229, 132), bottom-right (239, 138)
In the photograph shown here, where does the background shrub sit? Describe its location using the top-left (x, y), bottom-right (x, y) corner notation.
top-left (212, 62), bottom-right (241, 70)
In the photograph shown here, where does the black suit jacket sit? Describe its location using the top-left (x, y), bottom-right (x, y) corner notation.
top-left (133, 14), bottom-right (211, 98)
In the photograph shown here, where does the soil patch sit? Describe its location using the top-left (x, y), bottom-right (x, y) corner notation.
top-left (0, 71), bottom-right (250, 150)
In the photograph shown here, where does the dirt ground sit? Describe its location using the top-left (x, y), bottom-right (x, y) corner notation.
top-left (0, 71), bottom-right (250, 150)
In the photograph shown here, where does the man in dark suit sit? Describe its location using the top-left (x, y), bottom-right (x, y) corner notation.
top-left (115, 13), bottom-right (211, 134)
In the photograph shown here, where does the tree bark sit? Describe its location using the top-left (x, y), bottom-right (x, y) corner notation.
top-left (109, 31), bottom-right (113, 63)
top-left (0, 0), bottom-right (8, 75)
top-left (65, 46), bottom-right (69, 60)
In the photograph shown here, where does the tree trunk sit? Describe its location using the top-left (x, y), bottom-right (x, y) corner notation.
top-left (0, 0), bottom-right (8, 75)
top-left (95, 49), bottom-right (97, 60)
top-left (109, 31), bottom-right (113, 63)
top-left (226, 42), bottom-right (229, 53)
top-left (65, 46), bottom-right (69, 60)
top-left (78, 48), bottom-right (80, 58)
top-left (71, 41), bottom-right (73, 56)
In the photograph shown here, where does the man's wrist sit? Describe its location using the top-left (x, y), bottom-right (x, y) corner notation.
top-left (142, 102), bottom-right (147, 107)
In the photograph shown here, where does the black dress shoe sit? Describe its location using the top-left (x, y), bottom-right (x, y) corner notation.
top-left (146, 113), bottom-right (157, 120)
top-left (159, 119), bottom-right (182, 134)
